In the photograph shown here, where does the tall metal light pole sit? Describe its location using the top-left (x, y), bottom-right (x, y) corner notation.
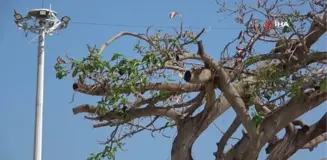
top-left (13, 9), bottom-right (70, 160)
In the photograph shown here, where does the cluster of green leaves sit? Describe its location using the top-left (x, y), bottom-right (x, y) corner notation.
top-left (255, 64), bottom-right (283, 98)
top-left (289, 80), bottom-right (304, 97)
top-left (250, 110), bottom-right (264, 128)
top-left (285, 12), bottom-right (301, 25)
top-left (54, 47), bottom-right (107, 80)
top-left (244, 56), bottom-right (262, 67)
top-left (241, 84), bottom-right (264, 128)
top-left (320, 78), bottom-right (327, 92)
top-left (54, 27), bottom-right (208, 159)
top-left (244, 85), bottom-right (258, 107)
top-left (54, 44), bottom-right (169, 159)
top-left (282, 12), bottom-right (302, 33)
top-left (87, 141), bottom-right (124, 160)
top-left (262, 12), bottom-right (301, 34)
top-left (55, 45), bottom-right (167, 111)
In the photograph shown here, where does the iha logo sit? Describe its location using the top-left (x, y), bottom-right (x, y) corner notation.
top-left (264, 16), bottom-right (290, 31)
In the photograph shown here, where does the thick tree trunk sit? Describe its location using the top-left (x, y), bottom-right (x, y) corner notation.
top-left (268, 113), bottom-right (327, 160)
top-left (171, 120), bottom-right (197, 160)
top-left (171, 132), bottom-right (194, 160)
top-left (267, 136), bottom-right (298, 160)
top-left (171, 82), bottom-right (249, 160)
top-left (223, 134), bottom-right (251, 160)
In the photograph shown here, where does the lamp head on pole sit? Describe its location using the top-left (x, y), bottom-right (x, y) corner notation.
top-left (39, 10), bottom-right (47, 16)
top-left (13, 10), bottom-right (24, 30)
top-left (14, 11), bottom-right (23, 22)
top-left (14, 8), bottom-right (69, 33)
top-left (61, 16), bottom-right (70, 28)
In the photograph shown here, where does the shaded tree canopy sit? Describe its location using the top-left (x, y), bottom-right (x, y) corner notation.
top-left (55, 0), bottom-right (326, 160)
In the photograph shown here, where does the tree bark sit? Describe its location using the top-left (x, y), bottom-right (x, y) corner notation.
top-left (267, 113), bottom-right (327, 160)
top-left (171, 119), bottom-right (197, 160)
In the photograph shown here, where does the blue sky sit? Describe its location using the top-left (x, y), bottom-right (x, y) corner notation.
top-left (0, 0), bottom-right (326, 160)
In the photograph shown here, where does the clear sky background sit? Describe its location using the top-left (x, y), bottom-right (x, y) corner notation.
top-left (0, 0), bottom-right (326, 160)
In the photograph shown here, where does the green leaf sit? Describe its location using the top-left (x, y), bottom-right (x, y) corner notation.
top-left (95, 153), bottom-right (101, 160)
top-left (252, 114), bottom-right (263, 127)
top-left (54, 64), bottom-right (62, 71)
top-left (111, 53), bottom-right (124, 61)
top-left (168, 39), bottom-right (176, 44)
top-left (129, 85), bottom-right (137, 93)
top-left (56, 71), bottom-right (67, 79)
top-left (118, 69), bottom-right (125, 75)
top-left (291, 82), bottom-right (302, 96)
top-left (159, 90), bottom-right (168, 98)
top-left (264, 92), bottom-right (272, 100)
top-left (99, 63), bottom-right (105, 72)
top-left (72, 68), bottom-right (79, 77)
top-left (70, 62), bottom-right (76, 69)
top-left (282, 26), bottom-right (291, 33)
top-left (320, 78), bottom-right (327, 91)
top-left (119, 59), bottom-right (128, 65)
top-left (142, 54), bottom-right (150, 63)
top-left (244, 56), bottom-right (260, 66)
top-left (104, 61), bottom-right (111, 69)
top-left (140, 77), bottom-right (147, 85)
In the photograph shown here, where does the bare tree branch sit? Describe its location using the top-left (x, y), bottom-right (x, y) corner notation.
top-left (73, 104), bottom-right (182, 121)
top-left (197, 41), bottom-right (257, 141)
top-left (302, 133), bottom-right (327, 151)
top-left (98, 31), bottom-right (150, 56)
top-left (215, 117), bottom-right (242, 160)
top-left (73, 82), bottom-right (203, 96)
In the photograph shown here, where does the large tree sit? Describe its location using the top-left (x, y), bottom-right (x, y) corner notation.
top-left (55, 0), bottom-right (326, 159)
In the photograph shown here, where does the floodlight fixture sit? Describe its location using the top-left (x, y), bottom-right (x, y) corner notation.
top-left (39, 10), bottom-right (47, 16)
top-left (60, 16), bottom-right (70, 28)
top-left (28, 9), bottom-right (57, 19)
top-left (14, 12), bottom-right (23, 21)
top-left (61, 16), bottom-right (70, 24)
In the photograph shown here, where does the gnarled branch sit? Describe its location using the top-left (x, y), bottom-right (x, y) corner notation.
top-left (73, 82), bottom-right (203, 96)
top-left (73, 104), bottom-right (181, 122)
